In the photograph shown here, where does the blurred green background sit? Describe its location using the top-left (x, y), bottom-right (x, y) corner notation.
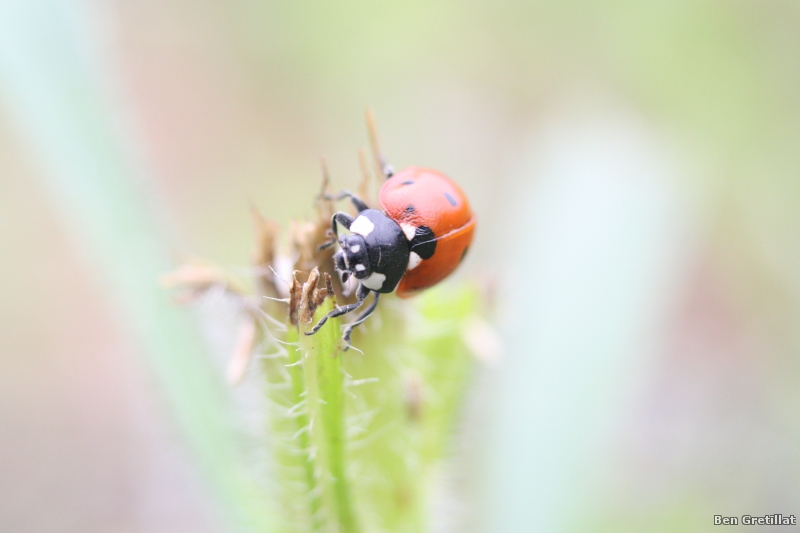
top-left (2, 1), bottom-right (800, 532)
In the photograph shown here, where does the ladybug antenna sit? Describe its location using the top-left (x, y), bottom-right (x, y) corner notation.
top-left (365, 108), bottom-right (394, 179)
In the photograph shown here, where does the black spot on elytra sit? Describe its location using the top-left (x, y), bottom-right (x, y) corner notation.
top-left (460, 246), bottom-right (469, 263)
top-left (404, 205), bottom-right (415, 214)
top-left (409, 225), bottom-right (436, 259)
top-left (401, 180), bottom-right (415, 185)
top-left (445, 192), bottom-right (457, 206)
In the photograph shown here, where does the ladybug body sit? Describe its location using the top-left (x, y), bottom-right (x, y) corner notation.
top-left (334, 208), bottom-right (409, 294)
top-left (379, 167), bottom-right (475, 297)
top-left (307, 162), bottom-right (475, 349)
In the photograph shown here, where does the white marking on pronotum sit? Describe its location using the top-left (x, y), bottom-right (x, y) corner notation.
top-left (407, 251), bottom-right (423, 270)
top-left (355, 264), bottom-right (366, 272)
top-left (362, 272), bottom-right (386, 291)
top-left (350, 244), bottom-right (361, 253)
top-left (400, 223), bottom-right (416, 241)
top-left (350, 216), bottom-right (375, 237)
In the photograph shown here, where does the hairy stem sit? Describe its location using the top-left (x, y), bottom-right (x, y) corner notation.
top-left (299, 297), bottom-right (359, 533)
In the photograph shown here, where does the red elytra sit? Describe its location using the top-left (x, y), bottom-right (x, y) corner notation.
top-left (379, 167), bottom-right (476, 298)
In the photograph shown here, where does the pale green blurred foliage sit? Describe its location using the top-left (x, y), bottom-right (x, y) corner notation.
top-left (2, 1), bottom-right (800, 532)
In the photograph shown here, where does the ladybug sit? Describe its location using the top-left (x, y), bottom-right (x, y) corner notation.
top-left (307, 162), bottom-right (476, 348)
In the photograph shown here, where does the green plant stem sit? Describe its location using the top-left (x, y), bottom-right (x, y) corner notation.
top-left (0, 5), bottom-right (272, 531)
top-left (287, 327), bottom-right (323, 531)
top-left (299, 298), bottom-right (359, 533)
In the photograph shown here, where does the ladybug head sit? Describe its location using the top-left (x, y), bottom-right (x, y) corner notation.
top-left (333, 233), bottom-right (372, 283)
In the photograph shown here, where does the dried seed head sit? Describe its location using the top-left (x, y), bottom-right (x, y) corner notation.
top-left (160, 259), bottom-right (249, 300)
top-left (299, 267), bottom-right (321, 322)
top-left (295, 268), bottom-right (335, 325)
top-left (251, 206), bottom-right (282, 297)
top-left (365, 107), bottom-right (386, 178)
top-left (287, 166), bottom-right (352, 301)
top-left (291, 220), bottom-right (323, 274)
top-left (288, 275), bottom-right (302, 326)
top-left (227, 317), bottom-right (258, 386)
top-left (357, 148), bottom-right (376, 209)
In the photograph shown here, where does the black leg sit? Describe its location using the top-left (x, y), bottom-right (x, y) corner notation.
top-left (331, 211), bottom-right (354, 236)
top-left (341, 292), bottom-right (380, 350)
top-left (347, 194), bottom-right (369, 213)
top-left (378, 157), bottom-right (394, 179)
top-left (318, 237), bottom-right (336, 251)
top-left (305, 283), bottom-right (370, 336)
top-left (318, 211), bottom-right (355, 251)
top-left (318, 229), bottom-right (345, 252)
top-left (322, 190), bottom-right (369, 213)
top-left (304, 299), bottom-right (363, 336)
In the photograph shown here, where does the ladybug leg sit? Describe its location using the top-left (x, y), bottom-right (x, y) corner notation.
top-left (378, 158), bottom-right (394, 179)
top-left (323, 190), bottom-right (369, 213)
top-left (341, 291), bottom-right (380, 350)
top-left (318, 236), bottom-right (336, 252)
top-left (318, 212), bottom-right (354, 251)
top-left (331, 211), bottom-right (354, 235)
top-left (345, 192), bottom-right (369, 213)
top-left (305, 283), bottom-right (369, 336)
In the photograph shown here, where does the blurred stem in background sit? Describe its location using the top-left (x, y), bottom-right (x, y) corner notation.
top-left (478, 116), bottom-right (690, 532)
top-left (0, 2), bottom-right (272, 531)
